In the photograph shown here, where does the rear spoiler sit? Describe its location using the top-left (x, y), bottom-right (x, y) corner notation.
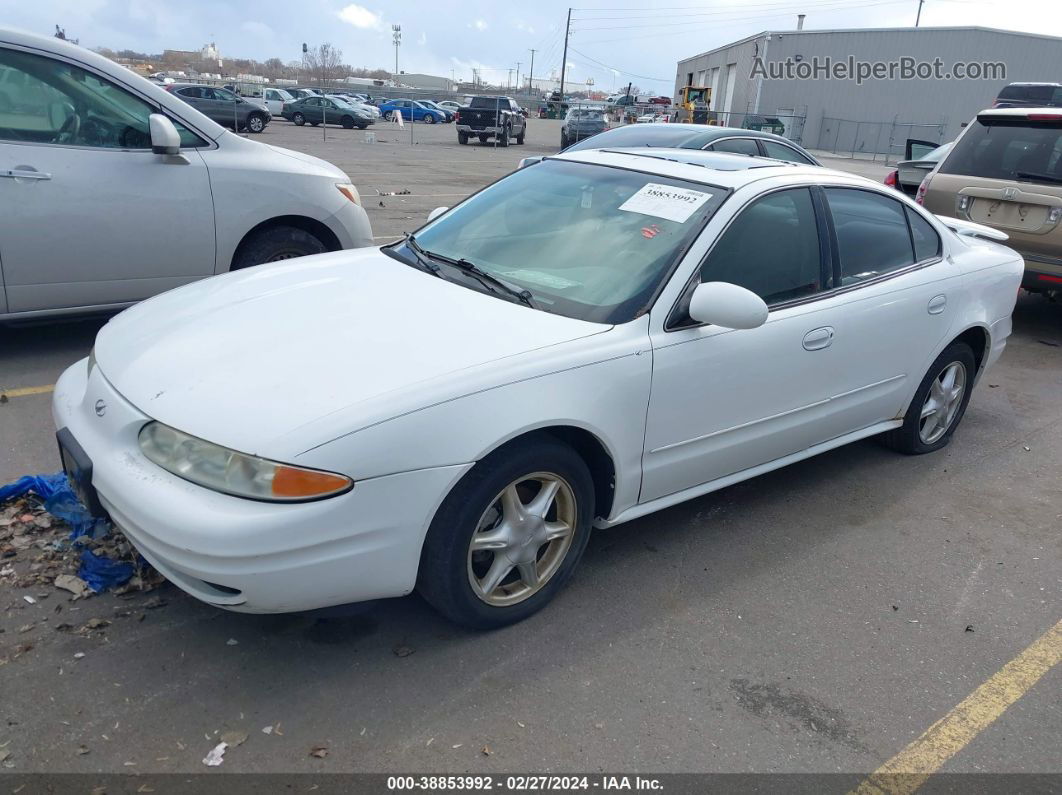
top-left (935, 215), bottom-right (1009, 242)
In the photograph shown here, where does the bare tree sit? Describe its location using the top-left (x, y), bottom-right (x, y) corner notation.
top-left (302, 43), bottom-right (344, 87)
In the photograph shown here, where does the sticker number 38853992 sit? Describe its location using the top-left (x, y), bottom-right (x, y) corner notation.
top-left (618, 183), bottom-right (713, 224)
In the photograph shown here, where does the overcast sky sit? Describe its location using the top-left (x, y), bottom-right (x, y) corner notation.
top-left (3, 0), bottom-right (1059, 90)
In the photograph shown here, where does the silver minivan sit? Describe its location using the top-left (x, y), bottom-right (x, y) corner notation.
top-left (0, 28), bottom-right (373, 321)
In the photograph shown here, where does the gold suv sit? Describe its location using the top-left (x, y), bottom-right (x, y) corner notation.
top-left (920, 108), bottom-right (1062, 298)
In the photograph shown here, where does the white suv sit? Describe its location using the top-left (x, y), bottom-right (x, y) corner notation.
top-left (0, 28), bottom-right (373, 321)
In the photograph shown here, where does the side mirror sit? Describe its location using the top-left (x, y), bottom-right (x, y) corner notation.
top-left (149, 113), bottom-right (181, 155)
top-left (427, 206), bottom-right (449, 221)
top-left (688, 281), bottom-right (768, 330)
top-left (518, 156), bottom-right (544, 169)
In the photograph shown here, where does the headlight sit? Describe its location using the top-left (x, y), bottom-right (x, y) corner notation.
top-left (336, 182), bottom-right (361, 205)
top-left (138, 422), bottom-right (353, 502)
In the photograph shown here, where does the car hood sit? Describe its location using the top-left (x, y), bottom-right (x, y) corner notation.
top-left (262, 142), bottom-right (346, 177)
top-left (94, 248), bottom-right (607, 457)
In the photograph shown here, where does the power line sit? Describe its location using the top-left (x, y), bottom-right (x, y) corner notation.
top-left (567, 47), bottom-right (670, 82)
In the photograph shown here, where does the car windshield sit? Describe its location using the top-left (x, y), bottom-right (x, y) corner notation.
top-left (393, 159), bottom-right (727, 323)
top-left (940, 117), bottom-right (1062, 182)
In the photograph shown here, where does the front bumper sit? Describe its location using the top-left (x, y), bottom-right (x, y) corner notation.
top-left (325, 199), bottom-right (374, 249)
top-left (52, 361), bottom-right (472, 613)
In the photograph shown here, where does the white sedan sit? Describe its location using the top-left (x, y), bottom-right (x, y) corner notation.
top-left (53, 148), bottom-right (1022, 628)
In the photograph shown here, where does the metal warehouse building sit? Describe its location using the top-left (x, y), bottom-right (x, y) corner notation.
top-left (675, 26), bottom-right (1062, 158)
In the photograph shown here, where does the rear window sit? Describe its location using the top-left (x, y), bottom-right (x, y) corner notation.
top-left (939, 118), bottom-right (1062, 184)
top-left (470, 97), bottom-right (507, 108)
top-left (997, 84), bottom-right (1062, 105)
top-left (564, 125), bottom-right (697, 152)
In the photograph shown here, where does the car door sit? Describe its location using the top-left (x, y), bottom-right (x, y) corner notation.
top-left (209, 87), bottom-right (241, 128)
top-left (0, 45), bottom-right (215, 313)
top-left (263, 89), bottom-right (281, 115)
top-left (640, 184), bottom-right (957, 502)
top-left (301, 97), bottom-right (321, 123)
top-left (641, 186), bottom-right (843, 501)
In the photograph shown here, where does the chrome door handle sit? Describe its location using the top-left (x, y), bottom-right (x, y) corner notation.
top-left (0, 168), bottom-right (52, 181)
top-left (928, 294), bottom-right (947, 315)
top-left (802, 326), bottom-right (835, 351)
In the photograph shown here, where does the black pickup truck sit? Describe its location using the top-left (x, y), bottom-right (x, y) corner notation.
top-left (455, 96), bottom-right (527, 146)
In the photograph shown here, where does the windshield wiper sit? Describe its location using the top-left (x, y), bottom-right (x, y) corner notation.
top-left (403, 234), bottom-right (444, 278)
top-left (1015, 171), bottom-right (1062, 185)
top-left (448, 258), bottom-right (538, 309)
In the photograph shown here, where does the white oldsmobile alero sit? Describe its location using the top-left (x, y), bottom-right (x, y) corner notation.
top-left (53, 148), bottom-right (1023, 628)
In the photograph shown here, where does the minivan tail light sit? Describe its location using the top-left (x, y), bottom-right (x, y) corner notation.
top-left (1027, 113), bottom-right (1062, 121)
top-left (915, 174), bottom-right (932, 205)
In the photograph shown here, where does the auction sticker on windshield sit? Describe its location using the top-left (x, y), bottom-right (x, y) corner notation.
top-left (618, 183), bottom-right (713, 223)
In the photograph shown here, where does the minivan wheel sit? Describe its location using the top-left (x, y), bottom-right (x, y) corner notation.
top-left (292, 112), bottom-right (305, 126)
top-left (232, 225), bottom-right (328, 270)
top-left (882, 342), bottom-right (976, 455)
top-left (417, 436), bottom-right (594, 629)
top-left (247, 113), bottom-right (266, 133)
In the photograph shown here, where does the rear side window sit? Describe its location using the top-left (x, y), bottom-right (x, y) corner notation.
top-left (710, 138), bottom-right (760, 157)
top-left (700, 188), bottom-right (825, 305)
top-left (940, 118), bottom-right (1062, 183)
top-left (997, 85), bottom-right (1062, 105)
top-left (761, 140), bottom-right (815, 164)
top-left (906, 208), bottom-right (942, 262)
top-left (826, 189), bottom-right (914, 284)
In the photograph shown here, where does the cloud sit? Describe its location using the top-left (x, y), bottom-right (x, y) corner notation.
top-left (338, 4), bottom-right (382, 29)
top-left (469, 19), bottom-right (488, 31)
top-left (417, 32), bottom-right (427, 46)
top-left (515, 20), bottom-right (536, 34)
top-left (241, 21), bottom-right (273, 38)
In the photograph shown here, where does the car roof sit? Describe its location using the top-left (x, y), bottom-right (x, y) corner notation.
top-left (977, 107), bottom-right (1062, 119)
top-left (553, 147), bottom-right (842, 189)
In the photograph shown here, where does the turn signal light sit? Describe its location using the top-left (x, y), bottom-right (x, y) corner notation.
top-left (272, 467), bottom-right (352, 499)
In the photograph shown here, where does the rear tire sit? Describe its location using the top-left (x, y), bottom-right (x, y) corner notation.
top-left (560, 131), bottom-right (568, 149)
top-left (479, 134), bottom-right (489, 144)
top-left (385, 111), bottom-right (396, 122)
top-left (417, 436), bottom-right (594, 629)
top-left (458, 132), bottom-right (469, 145)
top-left (881, 342), bottom-right (976, 455)
top-left (232, 225), bottom-right (328, 270)
top-left (292, 112), bottom-right (305, 126)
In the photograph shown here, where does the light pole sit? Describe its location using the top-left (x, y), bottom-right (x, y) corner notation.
top-left (528, 49), bottom-right (536, 96)
top-left (392, 24), bottom-right (401, 77)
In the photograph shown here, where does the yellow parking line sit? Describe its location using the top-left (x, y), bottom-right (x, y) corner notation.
top-left (0, 384), bottom-right (55, 399)
top-left (852, 618), bottom-right (1062, 795)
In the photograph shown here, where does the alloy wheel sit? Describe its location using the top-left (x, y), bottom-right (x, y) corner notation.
top-left (467, 472), bottom-right (577, 606)
top-left (919, 361), bottom-right (966, 444)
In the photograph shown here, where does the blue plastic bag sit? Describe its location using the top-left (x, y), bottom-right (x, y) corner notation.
top-left (1, 472), bottom-right (135, 591)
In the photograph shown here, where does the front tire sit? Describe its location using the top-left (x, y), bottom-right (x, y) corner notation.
top-left (246, 113), bottom-right (266, 134)
top-left (560, 131), bottom-right (569, 149)
top-left (424, 113), bottom-right (436, 124)
top-left (882, 342), bottom-right (976, 454)
top-left (516, 127), bottom-right (525, 145)
top-left (232, 225), bottom-right (328, 270)
top-left (417, 436), bottom-right (594, 629)
top-left (341, 115), bottom-right (355, 129)
top-left (497, 125), bottom-right (510, 147)
top-left (385, 111), bottom-right (396, 122)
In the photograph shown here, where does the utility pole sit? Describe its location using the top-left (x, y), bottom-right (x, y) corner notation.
top-left (559, 7), bottom-right (571, 100)
top-left (528, 49), bottom-right (536, 95)
top-left (507, 68), bottom-right (513, 90)
top-left (915, 0), bottom-right (924, 26)
top-left (515, 61), bottom-right (521, 96)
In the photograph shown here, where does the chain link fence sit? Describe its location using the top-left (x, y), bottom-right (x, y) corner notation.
top-left (815, 115), bottom-right (948, 164)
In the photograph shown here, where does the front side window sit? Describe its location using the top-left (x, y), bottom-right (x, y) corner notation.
top-left (214, 88), bottom-right (237, 102)
top-left (0, 47), bottom-right (157, 148)
top-left (825, 189), bottom-right (915, 284)
top-left (398, 160), bottom-right (727, 323)
top-left (761, 140), bottom-right (815, 164)
top-left (698, 188), bottom-right (825, 305)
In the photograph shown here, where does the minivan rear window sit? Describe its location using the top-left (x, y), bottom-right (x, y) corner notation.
top-left (939, 118), bottom-right (1062, 184)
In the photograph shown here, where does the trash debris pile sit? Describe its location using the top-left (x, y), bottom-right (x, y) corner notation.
top-left (0, 473), bottom-right (163, 598)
